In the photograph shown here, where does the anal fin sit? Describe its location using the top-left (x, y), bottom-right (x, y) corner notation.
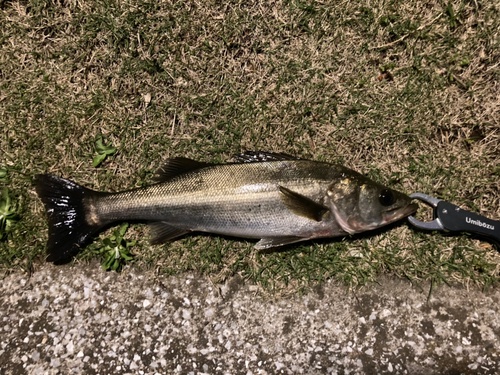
top-left (255, 236), bottom-right (306, 250)
top-left (148, 221), bottom-right (190, 244)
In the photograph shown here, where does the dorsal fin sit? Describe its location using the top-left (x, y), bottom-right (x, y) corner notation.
top-left (233, 151), bottom-right (301, 163)
top-left (153, 157), bottom-right (214, 183)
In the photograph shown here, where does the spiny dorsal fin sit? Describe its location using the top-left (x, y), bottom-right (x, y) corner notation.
top-left (278, 185), bottom-right (329, 222)
top-left (153, 157), bottom-right (214, 183)
top-left (148, 221), bottom-right (190, 244)
top-left (233, 151), bottom-right (301, 163)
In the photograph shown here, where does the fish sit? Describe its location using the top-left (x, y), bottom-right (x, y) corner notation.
top-left (35, 151), bottom-right (418, 262)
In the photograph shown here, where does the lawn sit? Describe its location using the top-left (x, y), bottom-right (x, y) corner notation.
top-left (1, 0), bottom-right (499, 294)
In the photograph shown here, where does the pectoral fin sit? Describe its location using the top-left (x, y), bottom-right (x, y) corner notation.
top-left (278, 186), bottom-right (329, 222)
top-left (255, 236), bottom-right (306, 250)
top-left (148, 221), bottom-right (190, 244)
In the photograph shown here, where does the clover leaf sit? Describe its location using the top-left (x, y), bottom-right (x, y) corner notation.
top-left (97, 222), bottom-right (135, 271)
top-left (0, 188), bottom-right (19, 240)
top-left (0, 167), bottom-right (8, 183)
top-left (93, 135), bottom-right (117, 167)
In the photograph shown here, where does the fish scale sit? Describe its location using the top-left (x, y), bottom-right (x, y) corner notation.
top-left (92, 161), bottom-right (339, 239)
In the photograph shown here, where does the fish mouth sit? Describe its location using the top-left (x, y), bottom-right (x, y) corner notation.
top-left (382, 203), bottom-right (418, 224)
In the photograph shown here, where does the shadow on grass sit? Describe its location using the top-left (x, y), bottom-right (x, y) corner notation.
top-left (47, 216), bottom-right (416, 265)
top-left (257, 218), bottom-right (414, 255)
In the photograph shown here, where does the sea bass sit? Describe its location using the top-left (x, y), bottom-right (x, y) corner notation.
top-left (35, 151), bottom-right (417, 262)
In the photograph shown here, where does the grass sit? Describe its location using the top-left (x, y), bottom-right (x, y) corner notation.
top-left (0, 0), bottom-right (499, 295)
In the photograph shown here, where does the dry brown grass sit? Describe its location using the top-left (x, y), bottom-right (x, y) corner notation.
top-left (1, 0), bottom-right (499, 293)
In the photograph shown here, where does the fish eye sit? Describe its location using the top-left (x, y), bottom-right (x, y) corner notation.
top-left (379, 189), bottom-right (395, 206)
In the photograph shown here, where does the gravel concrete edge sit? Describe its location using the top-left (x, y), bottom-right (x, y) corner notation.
top-left (1, 264), bottom-right (499, 374)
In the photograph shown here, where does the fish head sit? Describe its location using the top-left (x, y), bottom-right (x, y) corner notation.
top-left (326, 175), bottom-right (417, 234)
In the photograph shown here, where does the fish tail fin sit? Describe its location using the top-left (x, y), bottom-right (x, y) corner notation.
top-left (35, 174), bottom-right (106, 263)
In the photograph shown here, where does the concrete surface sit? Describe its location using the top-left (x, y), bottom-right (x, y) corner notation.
top-left (1, 264), bottom-right (499, 374)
